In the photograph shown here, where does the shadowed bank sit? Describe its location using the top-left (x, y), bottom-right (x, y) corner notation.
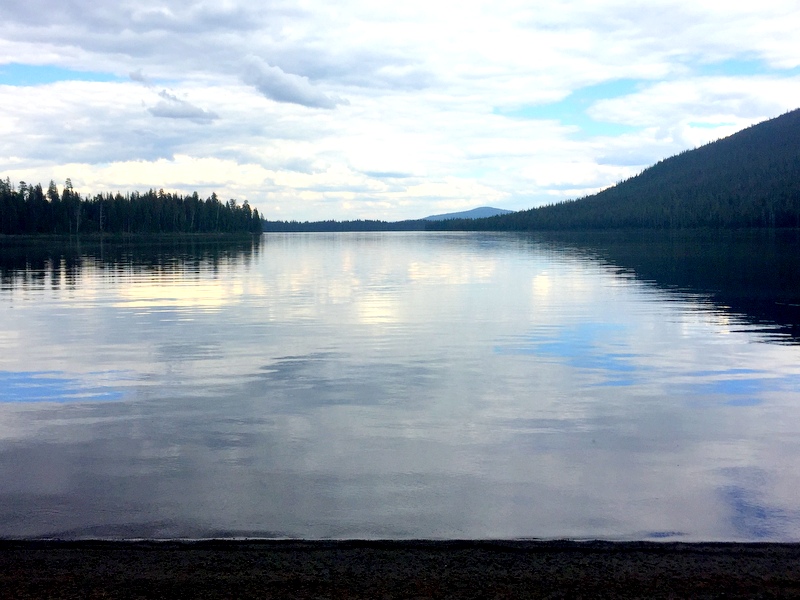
top-left (3, 539), bottom-right (800, 599)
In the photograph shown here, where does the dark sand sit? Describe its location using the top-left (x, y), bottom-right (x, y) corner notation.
top-left (3, 539), bottom-right (800, 599)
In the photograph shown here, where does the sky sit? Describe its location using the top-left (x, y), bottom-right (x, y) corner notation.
top-left (1, 1), bottom-right (800, 222)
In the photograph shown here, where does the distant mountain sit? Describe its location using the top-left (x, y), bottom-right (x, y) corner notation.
top-left (423, 207), bottom-right (514, 221)
top-left (429, 109), bottom-right (800, 231)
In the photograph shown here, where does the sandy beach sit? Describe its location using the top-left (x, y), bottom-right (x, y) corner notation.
top-left (3, 539), bottom-right (800, 598)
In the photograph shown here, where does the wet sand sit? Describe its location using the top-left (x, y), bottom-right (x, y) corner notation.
top-left (3, 539), bottom-right (800, 599)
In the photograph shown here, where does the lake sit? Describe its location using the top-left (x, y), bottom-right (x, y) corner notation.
top-left (1, 231), bottom-right (799, 541)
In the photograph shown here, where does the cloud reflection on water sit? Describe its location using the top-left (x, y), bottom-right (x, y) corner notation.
top-left (1, 233), bottom-right (800, 540)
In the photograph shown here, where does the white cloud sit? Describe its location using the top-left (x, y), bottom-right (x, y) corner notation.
top-left (148, 90), bottom-right (219, 123)
top-left (1, 0), bottom-right (800, 220)
top-left (242, 55), bottom-right (348, 109)
top-left (128, 69), bottom-right (149, 85)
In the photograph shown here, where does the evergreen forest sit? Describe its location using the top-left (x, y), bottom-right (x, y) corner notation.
top-left (0, 179), bottom-right (264, 235)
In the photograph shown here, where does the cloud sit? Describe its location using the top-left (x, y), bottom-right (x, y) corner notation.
top-left (242, 56), bottom-right (348, 109)
top-left (2, 1), bottom-right (800, 221)
top-left (147, 90), bottom-right (219, 124)
top-left (128, 69), bottom-right (149, 85)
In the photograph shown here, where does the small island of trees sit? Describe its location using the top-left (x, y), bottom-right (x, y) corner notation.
top-left (0, 178), bottom-right (264, 236)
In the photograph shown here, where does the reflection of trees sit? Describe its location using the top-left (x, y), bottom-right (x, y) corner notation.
top-left (0, 237), bottom-right (262, 291)
top-left (4, 231), bottom-right (798, 343)
top-left (534, 230), bottom-right (800, 343)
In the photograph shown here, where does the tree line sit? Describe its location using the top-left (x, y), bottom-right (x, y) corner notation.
top-left (0, 178), bottom-right (264, 235)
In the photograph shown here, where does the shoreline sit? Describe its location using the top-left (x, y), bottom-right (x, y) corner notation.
top-left (3, 539), bottom-right (800, 598)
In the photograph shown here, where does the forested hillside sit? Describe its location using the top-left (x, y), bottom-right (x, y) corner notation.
top-left (0, 179), bottom-right (263, 235)
top-left (431, 109), bottom-right (800, 230)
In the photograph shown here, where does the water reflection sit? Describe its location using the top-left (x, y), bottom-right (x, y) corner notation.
top-left (0, 232), bottom-right (799, 541)
top-left (532, 230), bottom-right (800, 343)
top-left (0, 236), bottom-right (261, 291)
top-left (0, 370), bottom-right (126, 403)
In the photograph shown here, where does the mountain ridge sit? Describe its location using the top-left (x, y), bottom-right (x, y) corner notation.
top-left (423, 207), bottom-right (513, 221)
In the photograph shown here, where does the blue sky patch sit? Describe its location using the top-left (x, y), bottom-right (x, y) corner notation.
top-left (0, 63), bottom-right (123, 86)
top-left (494, 79), bottom-right (643, 138)
top-left (691, 58), bottom-right (800, 78)
top-left (687, 121), bottom-right (736, 129)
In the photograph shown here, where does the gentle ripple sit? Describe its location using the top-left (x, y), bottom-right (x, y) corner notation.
top-left (0, 232), bottom-right (799, 541)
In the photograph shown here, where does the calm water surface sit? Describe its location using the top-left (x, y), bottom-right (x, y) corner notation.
top-left (1, 232), bottom-right (799, 541)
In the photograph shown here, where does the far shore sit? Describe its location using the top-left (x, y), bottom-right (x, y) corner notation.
top-left (3, 539), bottom-right (800, 598)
